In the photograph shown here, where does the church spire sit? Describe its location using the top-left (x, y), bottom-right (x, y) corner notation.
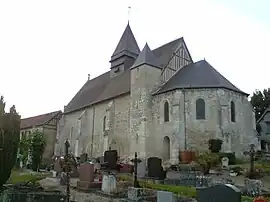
top-left (110, 23), bottom-right (140, 62)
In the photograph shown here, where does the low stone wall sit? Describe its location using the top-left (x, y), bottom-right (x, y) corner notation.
top-left (70, 190), bottom-right (120, 202)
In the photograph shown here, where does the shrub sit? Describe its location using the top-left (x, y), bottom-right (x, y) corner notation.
top-left (208, 139), bottom-right (223, 153)
top-left (195, 152), bottom-right (220, 174)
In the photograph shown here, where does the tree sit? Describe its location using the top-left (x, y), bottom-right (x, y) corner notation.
top-left (250, 88), bottom-right (270, 121)
top-left (29, 129), bottom-right (46, 171)
top-left (0, 96), bottom-right (20, 189)
top-left (18, 134), bottom-right (31, 166)
top-left (250, 88), bottom-right (270, 150)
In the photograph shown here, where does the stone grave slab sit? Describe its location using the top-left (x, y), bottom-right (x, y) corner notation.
top-left (77, 162), bottom-right (102, 190)
top-left (80, 153), bottom-right (88, 163)
top-left (147, 157), bottom-right (165, 179)
top-left (244, 178), bottom-right (263, 197)
top-left (137, 158), bottom-right (146, 178)
top-left (197, 184), bottom-right (241, 202)
top-left (101, 174), bottom-right (117, 194)
top-left (222, 157), bottom-right (229, 169)
top-left (104, 149), bottom-right (118, 170)
top-left (157, 191), bottom-right (176, 202)
top-left (60, 172), bottom-right (67, 185)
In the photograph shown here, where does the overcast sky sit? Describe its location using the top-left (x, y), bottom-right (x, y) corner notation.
top-left (0, 0), bottom-right (269, 118)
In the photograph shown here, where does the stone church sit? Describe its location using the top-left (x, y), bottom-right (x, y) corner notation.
top-left (54, 23), bottom-right (258, 163)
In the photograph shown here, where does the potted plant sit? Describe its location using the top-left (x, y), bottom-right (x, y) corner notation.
top-left (179, 149), bottom-right (196, 164)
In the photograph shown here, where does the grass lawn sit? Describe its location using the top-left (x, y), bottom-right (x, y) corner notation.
top-left (7, 170), bottom-right (48, 185)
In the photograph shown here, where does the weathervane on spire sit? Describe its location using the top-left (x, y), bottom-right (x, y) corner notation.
top-left (128, 6), bottom-right (131, 23)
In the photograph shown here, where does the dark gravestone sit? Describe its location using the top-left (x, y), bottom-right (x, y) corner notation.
top-left (80, 153), bottom-right (88, 163)
top-left (147, 157), bottom-right (165, 179)
top-left (104, 150), bottom-right (118, 170)
top-left (197, 184), bottom-right (241, 202)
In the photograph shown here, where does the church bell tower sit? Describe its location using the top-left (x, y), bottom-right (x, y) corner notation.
top-left (110, 23), bottom-right (140, 78)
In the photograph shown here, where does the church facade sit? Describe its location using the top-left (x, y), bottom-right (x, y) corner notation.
top-left (54, 23), bottom-right (257, 163)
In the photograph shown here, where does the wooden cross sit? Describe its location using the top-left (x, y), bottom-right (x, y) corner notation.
top-left (131, 152), bottom-right (141, 188)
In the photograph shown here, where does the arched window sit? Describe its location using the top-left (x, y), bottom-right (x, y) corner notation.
top-left (196, 98), bottom-right (205, 120)
top-left (103, 116), bottom-right (106, 131)
top-left (164, 101), bottom-right (169, 122)
top-left (231, 101), bottom-right (236, 122)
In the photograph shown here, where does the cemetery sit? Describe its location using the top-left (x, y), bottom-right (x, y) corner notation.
top-left (2, 135), bottom-right (270, 202)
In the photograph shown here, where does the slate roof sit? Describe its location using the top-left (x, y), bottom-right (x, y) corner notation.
top-left (21, 110), bottom-right (62, 129)
top-left (131, 43), bottom-right (160, 69)
top-left (154, 60), bottom-right (248, 96)
top-left (64, 24), bottom-right (246, 114)
top-left (64, 25), bottom-right (183, 114)
top-left (153, 37), bottom-right (191, 68)
top-left (111, 23), bottom-right (140, 61)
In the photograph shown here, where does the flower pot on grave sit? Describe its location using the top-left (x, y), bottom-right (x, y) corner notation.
top-left (180, 151), bottom-right (194, 164)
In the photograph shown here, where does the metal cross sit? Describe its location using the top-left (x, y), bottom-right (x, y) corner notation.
top-left (128, 6), bottom-right (131, 23)
top-left (131, 152), bottom-right (141, 188)
top-left (244, 144), bottom-right (256, 177)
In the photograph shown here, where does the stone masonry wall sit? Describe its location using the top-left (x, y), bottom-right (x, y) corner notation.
top-left (130, 64), bottom-right (161, 158)
top-left (55, 94), bottom-right (131, 158)
top-left (151, 88), bottom-right (256, 162)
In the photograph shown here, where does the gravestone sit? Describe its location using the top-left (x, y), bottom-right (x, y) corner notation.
top-left (147, 157), bottom-right (164, 179)
top-left (77, 162), bottom-right (102, 190)
top-left (60, 172), bottom-right (67, 185)
top-left (97, 156), bottom-right (105, 164)
top-left (104, 149), bottom-right (118, 170)
top-left (221, 157), bottom-right (229, 169)
top-left (54, 157), bottom-right (62, 175)
top-left (101, 174), bottom-right (117, 194)
top-left (244, 178), bottom-right (262, 197)
top-left (80, 153), bottom-right (88, 163)
top-left (157, 191), bottom-right (176, 202)
top-left (197, 184), bottom-right (241, 202)
top-left (137, 158), bottom-right (146, 178)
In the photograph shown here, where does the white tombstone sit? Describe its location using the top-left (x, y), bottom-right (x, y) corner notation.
top-left (101, 174), bottom-right (117, 194)
top-left (19, 160), bottom-right (23, 169)
top-left (52, 170), bottom-right (57, 178)
top-left (222, 157), bottom-right (229, 168)
top-left (157, 191), bottom-right (176, 202)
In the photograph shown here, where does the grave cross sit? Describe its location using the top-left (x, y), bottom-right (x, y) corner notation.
top-left (131, 152), bottom-right (141, 188)
top-left (64, 139), bottom-right (71, 202)
top-left (244, 144), bottom-right (256, 178)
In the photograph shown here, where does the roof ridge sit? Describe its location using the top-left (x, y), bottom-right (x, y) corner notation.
top-left (153, 37), bottom-right (183, 52)
top-left (22, 110), bottom-right (61, 120)
top-left (204, 60), bottom-right (242, 91)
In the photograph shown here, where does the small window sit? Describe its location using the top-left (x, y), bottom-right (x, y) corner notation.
top-left (231, 101), bottom-right (236, 122)
top-left (164, 101), bottom-right (169, 122)
top-left (103, 116), bottom-right (107, 132)
top-left (196, 98), bottom-right (205, 120)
